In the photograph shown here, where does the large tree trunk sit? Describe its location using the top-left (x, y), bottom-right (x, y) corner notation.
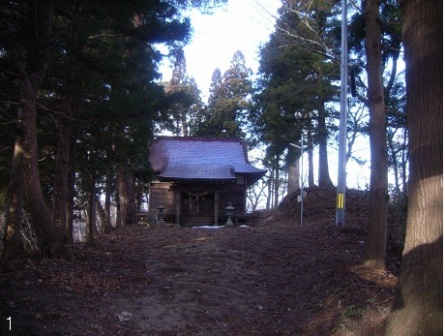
top-left (400, 128), bottom-right (409, 195)
top-left (15, 1), bottom-right (58, 254)
top-left (317, 106), bottom-right (334, 188)
top-left (317, 100), bottom-right (334, 188)
top-left (362, 0), bottom-right (388, 270)
top-left (52, 97), bottom-right (74, 242)
top-left (22, 75), bottom-right (58, 252)
top-left (117, 163), bottom-right (137, 226)
top-left (86, 171), bottom-right (96, 244)
top-left (2, 132), bottom-right (26, 261)
top-left (316, 71), bottom-right (333, 188)
top-left (384, 0), bottom-right (443, 334)
top-left (317, 130), bottom-right (332, 188)
top-left (287, 156), bottom-right (300, 194)
top-left (54, 1), bottom-right (83, 243)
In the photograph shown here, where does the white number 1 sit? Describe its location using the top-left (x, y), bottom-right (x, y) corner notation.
top-left (7, 316), bottom-right (11, 331)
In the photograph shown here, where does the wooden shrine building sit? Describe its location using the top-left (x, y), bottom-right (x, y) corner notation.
top-left (148, 137), bottom-right (266, 226)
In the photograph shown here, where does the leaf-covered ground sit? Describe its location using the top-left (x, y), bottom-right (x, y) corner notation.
top-left (0, 188), bottom-right (402, 336)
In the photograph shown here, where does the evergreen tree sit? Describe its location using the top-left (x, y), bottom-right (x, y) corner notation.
top-left (345, 0), bottom-right (403, 268)
top-left (349, 0), bottom-right (406, 194)
top-left (208, 68), bottom-right (223, 106)
top-left (0, 0), bottom-right (59, 256)
top-left (0, 0), bottom-right (225, 258)
top-left (204, 51), bottom-right (253, 138)
top-left (164, 48), bottom-right (203, 136)
top-left (193, 68), bottom-right (222, 136)
top-left (253, 1), bottom-right (339, 189)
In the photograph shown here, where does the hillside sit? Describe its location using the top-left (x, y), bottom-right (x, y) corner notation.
top-left (0, 188), bottom-right (404, 335)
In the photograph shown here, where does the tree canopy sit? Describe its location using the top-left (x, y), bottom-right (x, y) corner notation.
top-left (0, 0), bottom-right (226, 257)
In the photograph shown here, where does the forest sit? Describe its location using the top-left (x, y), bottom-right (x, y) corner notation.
top-left (0, 0), bottom-right (442, 335)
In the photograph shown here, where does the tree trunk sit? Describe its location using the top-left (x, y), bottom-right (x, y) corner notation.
top-left (95, 194), bottom-right (106, 234)
top-left (266, 172), bottom-right (272, 210)
top-left (86, 171), bottom-right (96, 244)
top-left (117, 163), bottom-right (137, 226)
top-left (52, 97), bottom-right (74, 243)
top-left (384, 0), bottom-right (442, 334)
top-left (115, 190), bottom-right (122, 228)
top-left (317, 106), bottom-right (334, 188)
top-left (287, 156), bottom-right (300, 194)
top-left (2, 132), bottom-right (26, 261)
top-left (65, 136), bottom-right (76, 244)
top-left (401, 128), bottom-right (409, 195)
top-left (14, 2), bottom-right (58, 254)
top-left (273, 157), bottom-right (280, 207)
top-left (362, 0), bottom-right (388, 270)
top-left (22, 75), bottom-right (58, 253)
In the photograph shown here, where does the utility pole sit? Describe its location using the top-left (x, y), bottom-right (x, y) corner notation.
top-left (336, 0), bottom-right (348, 227)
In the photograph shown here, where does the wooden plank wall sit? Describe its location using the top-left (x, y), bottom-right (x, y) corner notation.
top-left (149, 182), bottom-right (175, 215)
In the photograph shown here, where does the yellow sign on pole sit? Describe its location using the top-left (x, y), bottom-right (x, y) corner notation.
top-left (336, 193), bottom-right (344, 209)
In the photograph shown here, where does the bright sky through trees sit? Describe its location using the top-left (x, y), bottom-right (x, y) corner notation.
top-left (159, 0), bottom-right (281, 100)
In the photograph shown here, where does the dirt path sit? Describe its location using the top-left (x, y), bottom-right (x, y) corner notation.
top-left (0, 223), bottom-right (397, 336)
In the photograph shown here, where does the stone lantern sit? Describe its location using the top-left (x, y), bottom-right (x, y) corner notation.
top-left (225, 202), bottom-right (235, 226)
top-left (157, 203), bottom-right (165, 226)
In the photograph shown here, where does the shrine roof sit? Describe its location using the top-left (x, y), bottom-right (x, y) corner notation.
top-left (149, 137), bottom-right (266, 184)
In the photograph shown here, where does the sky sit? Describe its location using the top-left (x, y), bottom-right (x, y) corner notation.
top-left (158, 0), bottom-right (281, 101)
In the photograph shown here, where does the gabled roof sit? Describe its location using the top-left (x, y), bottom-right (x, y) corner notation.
top-left (149, 136), bottom-right (266, 185)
